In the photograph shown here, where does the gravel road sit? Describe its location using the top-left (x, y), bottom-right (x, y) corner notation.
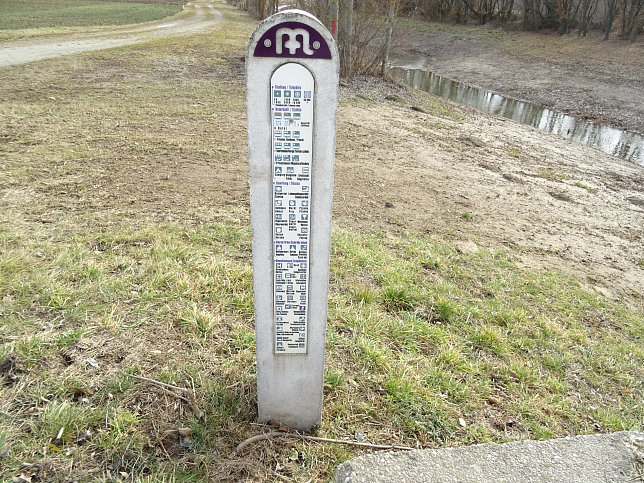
top-left (0, 1), bottom-right (222, 67)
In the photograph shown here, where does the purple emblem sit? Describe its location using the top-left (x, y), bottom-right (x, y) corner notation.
top-left (254, 21), bottom-right (332, 59)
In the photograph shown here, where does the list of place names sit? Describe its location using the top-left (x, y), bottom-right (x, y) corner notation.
top-left (271, 64), bottom-right (314, 354)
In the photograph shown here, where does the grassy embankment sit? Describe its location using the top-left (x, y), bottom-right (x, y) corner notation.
top-left (1, 3), bottom-right (642, 482)
top-left (0, 0), bottom-right (183, 41)
top-left (394, 16), bottom-right (644, 70)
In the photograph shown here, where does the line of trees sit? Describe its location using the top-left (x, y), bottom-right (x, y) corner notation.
top-left (230, 0), bottom-right (642, 77)
top-left (395, 0), bottom-right (643, 38)
top-left (233, 0), bottom-right (643, 39)
top-left (519, 0), bottom-right (643, 38)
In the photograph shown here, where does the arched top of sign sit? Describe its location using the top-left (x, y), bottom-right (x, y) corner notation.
top-left (254, 21), bottom-right (332, 59)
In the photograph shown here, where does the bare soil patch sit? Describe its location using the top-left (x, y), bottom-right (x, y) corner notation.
top-left (335, 76), bottom-right (644, 301)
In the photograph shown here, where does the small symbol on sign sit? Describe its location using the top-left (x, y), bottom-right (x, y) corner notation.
top-left (264, 39), bottom-right (272, 47)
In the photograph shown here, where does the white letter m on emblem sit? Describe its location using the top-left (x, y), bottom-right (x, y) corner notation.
top-left (275, 28), bottom-right (314, 56)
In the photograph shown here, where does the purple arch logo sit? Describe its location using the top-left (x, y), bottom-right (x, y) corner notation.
top-left (254, 21), bottom-right (332, 59)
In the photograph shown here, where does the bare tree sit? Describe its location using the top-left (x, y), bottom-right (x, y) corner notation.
top-left (463, 0), bottom-right (501, 24)
top-left (341, 0), bottom-right (355, 76)
top-left (602, 0), bottom-right (619, 38)
top-left (381, 0), bottom-right (397, 76)
top-left (329, 0), bottom-right (339, 41)
top-left (556, 0), bottom-right (580, 34)
top-left (523, 0), bottom-right (542, 30)
top-left (497, 0), bottom-right (514, 21)
top-left (351, 12), bottom-right (388, 74)
top-left (577, 0), bottom-right (598, 36)
top-left (619, 0), bottom-right (644, 39)
top-left (247, 0), bottom-right (275, 19)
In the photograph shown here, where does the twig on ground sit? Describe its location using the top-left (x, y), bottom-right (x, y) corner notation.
top-left (105, 402), bottom-right (110, 429)
top-left (157, 384), bottom-right (190, 402)
top-left (127, 373), bottom-right (202, 415)
top-left (159, 438), bottom-right (172, 460)
top-left (230, 431), bottom-right (414, 457)
top-left (127, 373), bottom-right (192, 394)
top-left (273, 472), bottom-right (291, 482)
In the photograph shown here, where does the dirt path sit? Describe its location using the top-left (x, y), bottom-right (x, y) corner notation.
top-left (0, 1), bottom-right (222, 67)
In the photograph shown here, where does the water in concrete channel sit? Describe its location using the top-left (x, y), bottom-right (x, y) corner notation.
top-left (389, 53), bottom-right (644, 166)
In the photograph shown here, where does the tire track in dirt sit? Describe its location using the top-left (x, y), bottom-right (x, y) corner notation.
top-left (0, 1), bottom-right (222, 67)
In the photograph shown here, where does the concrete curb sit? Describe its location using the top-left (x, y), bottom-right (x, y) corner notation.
top-left (335, 431), bottom-right (644, 483)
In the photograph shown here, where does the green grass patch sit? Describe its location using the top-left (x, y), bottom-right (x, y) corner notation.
top-left (0, 4), bottom-right (642, 481)
top-left (327, 228), bottom-right (644, 446)
top-left (574, 181), bottom-right (597, 191)
top-left (536, 168), bottom-right (567, 181)
top-left (506, 146), bottom-right (522, 158)
top-left (5, 203), bottom-right (642, 480)
top-left (0, 0), bottom-right (182, 31)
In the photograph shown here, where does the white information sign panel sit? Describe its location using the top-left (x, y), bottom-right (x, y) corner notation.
top-left (271, 63), bottom-right (314, 354)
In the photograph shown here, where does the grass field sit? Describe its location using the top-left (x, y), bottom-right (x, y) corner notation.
top-left (0, 0), bottom-right (182, 36)
top-left (0, 4), bottom-right (642, 482)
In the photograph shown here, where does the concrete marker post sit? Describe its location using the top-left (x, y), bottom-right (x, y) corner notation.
top-left (246, 10), bottom-right (339, 430)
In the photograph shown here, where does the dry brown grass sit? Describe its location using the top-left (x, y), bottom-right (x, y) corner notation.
top-left (1, 4), bottom-right (642, 482)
